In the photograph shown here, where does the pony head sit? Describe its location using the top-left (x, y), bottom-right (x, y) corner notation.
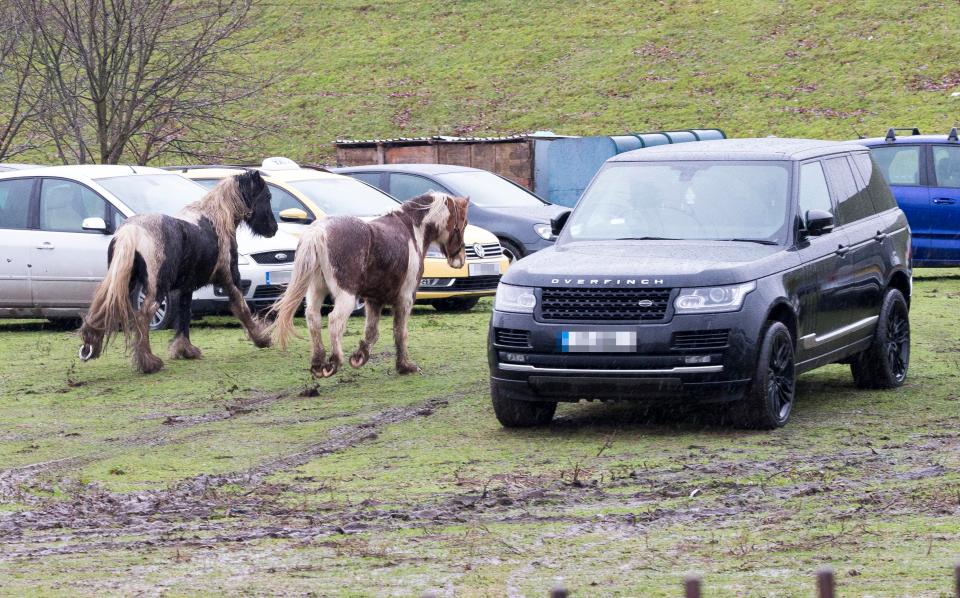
top-left (236, 170), bottom-right (277, 238)
top-left (437, 194), bottom-right (469, 269)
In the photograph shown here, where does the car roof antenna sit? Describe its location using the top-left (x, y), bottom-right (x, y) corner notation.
top-left (851, 123), bottom-right (865, 140)
top-left (949, 127), bottom-right (959, 142)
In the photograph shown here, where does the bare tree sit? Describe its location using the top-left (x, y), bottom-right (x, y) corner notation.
top-left (20, 0), bottom-right (266, 165)
top-left (0, 0), bottom-right (44, 161)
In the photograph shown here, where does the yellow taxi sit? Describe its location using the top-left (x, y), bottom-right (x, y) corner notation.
top-left (170, 158), bottom-right (508, 311)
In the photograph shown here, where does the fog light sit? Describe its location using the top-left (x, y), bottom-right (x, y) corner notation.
top-left (501, 352), bottom-right (527, 363)
top-left (685, 355), bottom-right (712, 364)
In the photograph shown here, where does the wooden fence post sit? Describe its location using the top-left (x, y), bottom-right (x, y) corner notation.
top-left (816, 566), bottom-right (835, 598)
top-left (684, 573), bottom-right (702, 598)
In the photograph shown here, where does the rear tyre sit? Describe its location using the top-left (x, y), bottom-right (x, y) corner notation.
top-left (131, 286), bottom-right (173, 331)
top-left (850, 289), bottom-right (910, 389)
top-left (736, 321), bottom-right (795, 429)
top-left (491, 379), bottom-right (557, 427)
top-left (432, 297), bottom-right (480, 312)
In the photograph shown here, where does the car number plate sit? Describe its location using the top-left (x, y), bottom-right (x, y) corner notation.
top-left (266, 270), bottom-right (291, 285)
top-left (469, 262), bottom-right (500, 276)
top-left (560, 330), bottom-right (636, 353)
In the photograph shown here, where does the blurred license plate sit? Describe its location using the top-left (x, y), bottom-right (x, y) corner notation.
top-left (265, 271), bottom-right (291, 285)
top-left (560, 330), bottom-right (636, 353)
top-left (469, 262), bottom-right (500, 276)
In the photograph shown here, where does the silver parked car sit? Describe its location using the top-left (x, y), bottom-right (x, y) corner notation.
top-left (0, 165), bottom-right (298, 329)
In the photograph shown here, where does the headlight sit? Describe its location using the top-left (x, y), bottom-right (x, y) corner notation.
top-left (237, 255), bottom-right (251, 266)
top-left (674, 281), bottom-right (756, 314)
top-left (534, 223), bottom-right (554, 241)
top-left (425, 243), bottom-right (444, 258)
top-left (494, 283), bottom-right (537, 313)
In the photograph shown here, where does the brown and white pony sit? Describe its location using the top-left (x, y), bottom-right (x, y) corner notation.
top-left (78, 171), bottom-right (276, 374)
top-left (269, 192), bottom-right (468, 377)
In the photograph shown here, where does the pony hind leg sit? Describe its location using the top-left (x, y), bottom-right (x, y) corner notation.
top-left (169, 290), bottom-right (202, 360)
top-left (350, 300), bottom-right (381, 369)
top-left (320, 291), bottom-right (356, 378)
top-left (392, 297), bottom-right (420, 375)
top-left (132, 285), bottom-right (164, 374)
top-left (305, 281), bottom-right (329, 377)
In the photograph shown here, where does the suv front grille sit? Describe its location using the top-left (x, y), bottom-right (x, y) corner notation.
top-left (494, 328), bottom-right (530, 348)
top-left (540, 287), bottom-right (672, 321)
top-left (251, 251), bottom-right (295, 265)
top-left (465, 243), bottom-right (503, 260)
top-left (672, 329), bottom-right (730, 350)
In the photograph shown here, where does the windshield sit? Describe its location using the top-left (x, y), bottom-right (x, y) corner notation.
top-left (95, 174), bottom-right (208, 215)
top-left (564, 161), bottom-right (792, 243)
top-left (289, 178), bottom-right (399, 217)
top-left (435, 171), bottom-right (545, 208)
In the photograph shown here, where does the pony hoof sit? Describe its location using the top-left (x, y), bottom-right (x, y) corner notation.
top-left (137, 354), bottom-right (164, 374)
top-left (349, 351), bottom-right (369, 369)
top-left (78, 344), bottom-right (94, 362)
top-left (397, 363), bottom-right (421, 376)
top-left (252, 336), bottom-right (272, 349)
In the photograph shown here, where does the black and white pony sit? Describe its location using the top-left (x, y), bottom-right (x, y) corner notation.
top-left (78, 170), bottom-right (276, 373)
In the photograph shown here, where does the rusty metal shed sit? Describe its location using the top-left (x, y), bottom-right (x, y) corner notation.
top-left (334, 135), bottom-right (535, 189)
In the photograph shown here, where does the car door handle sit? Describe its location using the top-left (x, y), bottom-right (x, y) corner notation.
top-left (36, 242), bottom-right (55, 250)
top-left (835, 244), bottom-right (850, 257)
top-left (873, 231), bottom-right (887, 242)
top-left (932, 197), bottom-right (956, 205)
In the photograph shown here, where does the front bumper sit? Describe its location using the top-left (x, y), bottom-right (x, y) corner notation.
top-left (192, 260), bottom-right (293, 314)
top-left (487, 302), bottom-right (765, 402)
top-left (416, 256), bottom-right (509, 300)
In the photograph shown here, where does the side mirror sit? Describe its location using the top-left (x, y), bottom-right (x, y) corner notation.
top-left (551, 210), bottom-right (572, 237)
top-left (804, 209), bottom-right (834, 237)
top-left (81, 217), bottom-right (109, 233)
top-left (279, 208), bottom-right (312, 223)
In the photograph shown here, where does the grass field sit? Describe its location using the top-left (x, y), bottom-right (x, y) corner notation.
top-left (217, 0), bottom-right (960, 163)
top-left (0, 271), bottom-right (958, 595)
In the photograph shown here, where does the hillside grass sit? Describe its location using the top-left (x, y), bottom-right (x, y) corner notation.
top-left (215, 0), bottom-right (960, 164)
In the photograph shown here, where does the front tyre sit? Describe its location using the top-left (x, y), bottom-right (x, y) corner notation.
top-left (737, 321), bottom-right (796, 429)
top-left (490, 379), bottom-right (556, 427)
top-left (132, 286), bottom-right (173, 331)
top-left (851, 289), bottom-right (909, 389)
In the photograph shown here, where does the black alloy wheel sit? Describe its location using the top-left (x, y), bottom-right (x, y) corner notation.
top-left (851, 289), bottom-right (910, 389)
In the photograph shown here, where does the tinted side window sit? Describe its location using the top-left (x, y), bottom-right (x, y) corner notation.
top-left (798, 161), bottom-right (833, 223)
top-left (851, 153), bottom-right (897, 211)
top-left (870, 145), bottom-right (921, 186)
top-left (267, 183), bottom-right (309, 220)
top-left (389, 173), bottom-right (443, 201)
top-left (349, 172), bottom-right (384, 189)
top-left (824, 157), bottom-right (873, 225)
top-left (0, 178), bottom-right (33, 230)
top-left (932, 145), bottom-right (960, 188)
top-left (39, 179), bottom-right (109, 233)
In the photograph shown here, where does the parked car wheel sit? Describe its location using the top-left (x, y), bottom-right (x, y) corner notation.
top-left (499, 239), bottom-right (523, 263)
top-left (432, 297), bottom-right (480, 312)
top-left (851, 289), bottom-right (910, 389)
top-left (132, 286), bottom-right (173, 331)
top-left (736, 321), bottom-right (795, 429)
top-left (490, 379), bottom-right (557, 427)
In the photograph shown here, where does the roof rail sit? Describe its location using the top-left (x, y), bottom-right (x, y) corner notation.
top-left (948, 127), bottom-right (959, 143)
top-left (161, 164), bottom-right (250, 172)
top-left (885, 127), bottom-right (922, 142)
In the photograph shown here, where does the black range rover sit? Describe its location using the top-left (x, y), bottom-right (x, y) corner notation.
top-left (488, 138), bottom-right (912, 429)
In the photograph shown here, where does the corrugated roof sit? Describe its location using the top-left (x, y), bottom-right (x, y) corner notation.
top-left (334, 134), bottom-right (530, 146)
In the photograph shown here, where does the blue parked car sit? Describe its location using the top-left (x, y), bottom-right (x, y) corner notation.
top-left (855, 127), bottom-right (960, 267)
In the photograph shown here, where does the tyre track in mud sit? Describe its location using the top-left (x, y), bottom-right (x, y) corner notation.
top-left (0, 384), bottom-right (480, 558)
top-left (3, 423), bottom-right (956, 561)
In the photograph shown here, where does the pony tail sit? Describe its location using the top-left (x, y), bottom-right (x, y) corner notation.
top-left (80, 227), bottom-right (140, 353)
top-left (268, 226), bottom-right (324, 350)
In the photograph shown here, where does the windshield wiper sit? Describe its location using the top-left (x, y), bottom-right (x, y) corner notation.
top-left (720, 238), bottom-right (779, 245)
top-left (615, 236), bottom-right (680, 241)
